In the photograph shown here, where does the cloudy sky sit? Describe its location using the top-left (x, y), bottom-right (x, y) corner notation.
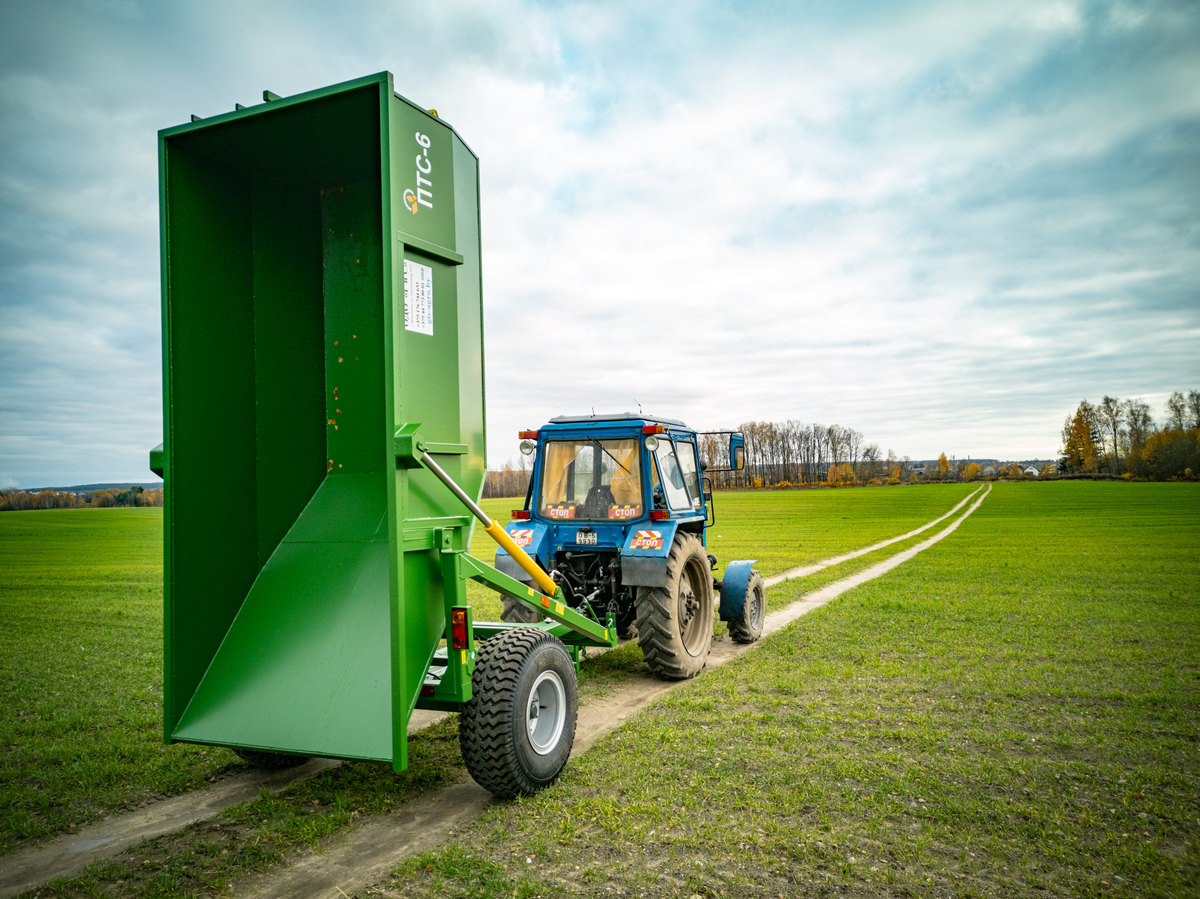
top-left (2, 0), bottom-right (1197, 486)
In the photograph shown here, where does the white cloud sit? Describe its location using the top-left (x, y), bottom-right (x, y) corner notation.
top-left (1, 0), bottom-right (1198, 484)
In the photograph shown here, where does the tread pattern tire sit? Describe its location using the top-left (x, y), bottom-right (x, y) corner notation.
top-left (459, 627), bottom-right (577, 799)
top-left (634, 533), bottom-right (714, 679)
top-left (232, 749), bottom-right (311, 770)
top-left (727, 569), bottom-right (766, 644)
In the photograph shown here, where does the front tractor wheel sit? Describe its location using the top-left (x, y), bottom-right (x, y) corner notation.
top-left (727, 569), bottom-right (766, 644)
top-left (635, 534), bottom-right (715, 679)
top-left (459, 627), bottom-right (578, 799)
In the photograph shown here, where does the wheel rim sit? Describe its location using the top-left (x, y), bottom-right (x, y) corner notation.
top-left (748, 583), bottom-right (765, 629)
top-left (526, 669), bottom-right (567, 755)
top-left (677, 559), bottom-right (708, 654)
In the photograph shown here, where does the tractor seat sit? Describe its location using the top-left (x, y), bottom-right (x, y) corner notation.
top-left (582, 485), bottom-right (616, 519)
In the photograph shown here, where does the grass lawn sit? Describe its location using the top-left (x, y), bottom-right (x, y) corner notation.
top-left (374, 481), bottom-right (1200, 897)
top-left (1, 485), bottom-right (974, 859)
top-left (0, 510), bottom-right (236, 855)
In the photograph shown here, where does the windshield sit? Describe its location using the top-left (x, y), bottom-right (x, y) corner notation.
top-left (538, 438), bottom-right (643, 521)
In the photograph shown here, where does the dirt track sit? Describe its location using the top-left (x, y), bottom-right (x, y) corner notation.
top-left (0, 485), bottom-right (989, 898)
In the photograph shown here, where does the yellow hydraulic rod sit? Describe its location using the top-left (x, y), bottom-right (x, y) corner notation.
top-left (420, 451), bottom-right (559, 598)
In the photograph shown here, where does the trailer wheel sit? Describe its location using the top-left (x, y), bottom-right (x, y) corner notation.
top-left (232, 748), bottom-right (311, 770)
top-left (459, 627), bottom-right (577, 798)
top-left (635, 534), bottom-right (714, 679)
top-left (727, 569), bottom-right (766, 644)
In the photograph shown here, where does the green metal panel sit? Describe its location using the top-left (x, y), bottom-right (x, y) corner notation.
top-left (158, 73), bottom-right (485, 767)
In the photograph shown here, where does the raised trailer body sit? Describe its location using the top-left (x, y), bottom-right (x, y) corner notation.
top-left (152, 73), bottom-right (610, 795)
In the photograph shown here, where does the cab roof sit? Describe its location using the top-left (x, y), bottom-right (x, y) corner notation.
top-left (546, 412), bottom-right (688, 429)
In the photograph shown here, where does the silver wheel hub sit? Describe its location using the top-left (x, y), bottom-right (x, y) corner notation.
top-left (526, 670), bottom-right (566, 755)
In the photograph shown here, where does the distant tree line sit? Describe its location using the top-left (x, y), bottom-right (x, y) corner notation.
top-left (482, 459), bottom-right (533, 499)
top-left (0, 486), bottom-right (164, 512)
top-left (1061, 390), bottom-right (1199, 480)
top-left (700, 421), bottom-right (891, 489)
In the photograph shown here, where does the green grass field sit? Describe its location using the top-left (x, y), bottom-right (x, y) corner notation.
top-left (5, 482), bottom-right (1197, 898)
top-left (0, 510), bottom-right (237, 855)
top-left (0, 485), bottom-right (972, 857)
top-left (382, 481), bottom-right (1200, 897)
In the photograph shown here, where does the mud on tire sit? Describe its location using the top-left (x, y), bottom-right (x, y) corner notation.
top-left (634, 533), bottom-right (714, 679)
top-left (459, 627), bottom-right (577, 798)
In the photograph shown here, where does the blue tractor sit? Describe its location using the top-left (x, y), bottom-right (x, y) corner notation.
top-left (495, 413), bottom-right (766, 678)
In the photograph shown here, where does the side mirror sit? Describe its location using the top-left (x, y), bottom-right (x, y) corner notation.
top-left (729, 434), bottom-right (745, 471)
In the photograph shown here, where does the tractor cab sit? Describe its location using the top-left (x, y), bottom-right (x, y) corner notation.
top-left (522, 414), bottom-right (713, 533)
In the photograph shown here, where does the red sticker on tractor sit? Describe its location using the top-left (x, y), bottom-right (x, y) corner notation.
top-left (609, 505), bottom-right (639, 519)
top-left (630, 530), bottom-right (663, 549)
top-left (510, 529), bottom-right (534, 547)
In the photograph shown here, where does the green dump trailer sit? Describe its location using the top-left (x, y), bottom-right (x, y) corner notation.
top-left (150, 72), bottom-right (613, 798)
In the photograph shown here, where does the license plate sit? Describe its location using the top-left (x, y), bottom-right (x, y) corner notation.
top-left (576, 531), bottom-right (597, 545)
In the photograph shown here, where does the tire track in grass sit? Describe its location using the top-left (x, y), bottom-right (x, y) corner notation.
top-left (764, 483), bottom-right (985, 587)
top-left (1, 486), bottom-right (989, 898)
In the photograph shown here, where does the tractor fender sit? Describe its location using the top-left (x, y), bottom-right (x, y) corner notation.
top-left (718, 560), bottom-right (759, 621)
top-left (494, 521), bottom-right (551, 582)
top-left (619, 521), bottom-right (680, 588)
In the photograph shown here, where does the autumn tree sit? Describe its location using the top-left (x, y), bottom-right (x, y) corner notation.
top-left (1125, 398), bottom-right (1153, 451)
top-left (1127, 428), bottom-right (1200, 480)
top-left (1061, 400), bottom-right (1100, 473)
top-left (1166, 391), bottom-right (1187, 430)
top-left (1097, 395), bottom-right (1125, 474)
top-left (826, 462), bottom-right (856, 486)
top-left (964, 462), bottom-right (980, 481)
top-left (936, 453), bottom-right (951, 479)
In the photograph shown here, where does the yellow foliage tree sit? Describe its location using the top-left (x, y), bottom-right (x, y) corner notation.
top-left (826, 462), bottom-right (856, 486)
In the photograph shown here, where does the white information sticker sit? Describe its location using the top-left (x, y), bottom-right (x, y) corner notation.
top-left (403, 260), bottom-right (434, 335)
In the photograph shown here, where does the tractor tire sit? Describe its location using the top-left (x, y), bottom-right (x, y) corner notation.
top-left (459, 627), bottom-right (577, 798)
top-left (727, 569), bottom-right (766, 644)
top-left (635, 533), bottom-right (714, 679)
top-left (232, 748), bottom-right (311, 770)
top-left (501, 594), bottom-right (543, 624)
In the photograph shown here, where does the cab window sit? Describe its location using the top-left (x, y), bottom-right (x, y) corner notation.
top-left (538, 438), bottom-right (643, 521)
top-left (653, 438), bottom-right (701, 512)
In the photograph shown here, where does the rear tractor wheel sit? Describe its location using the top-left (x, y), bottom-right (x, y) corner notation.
top-left (459, 627), bottom-right (577, 798)
top-left (634, 534), bottom-right (714, 679)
